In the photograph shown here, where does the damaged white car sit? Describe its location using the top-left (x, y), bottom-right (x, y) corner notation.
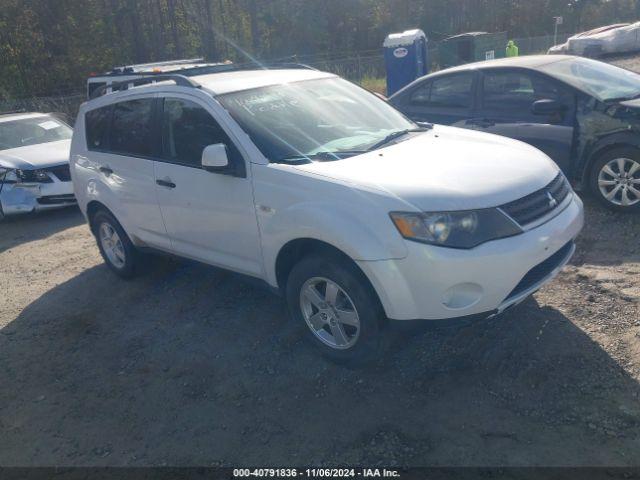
top-left (549, 22), bottom-right (640, 57)
top-left (0, 112), bottom-right (76, 220)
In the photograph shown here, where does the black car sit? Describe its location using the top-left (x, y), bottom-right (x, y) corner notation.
top-left (390, 55), bottom-right (640, 212)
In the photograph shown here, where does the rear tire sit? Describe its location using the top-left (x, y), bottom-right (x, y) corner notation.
top-left (285, 254), bottom-right (384, 365)
top-left (589, 147), bottom-right (640, 212)
top-left (91, 209), bottom-right (139, 278)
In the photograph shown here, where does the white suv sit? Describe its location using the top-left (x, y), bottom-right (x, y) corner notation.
top-left (70, 68), bottom-right (584, 363)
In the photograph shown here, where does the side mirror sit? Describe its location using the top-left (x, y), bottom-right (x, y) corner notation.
top-left (202, 143), bottom-right (229, 172)
top-left (531, 99), bottom-right (567, 116)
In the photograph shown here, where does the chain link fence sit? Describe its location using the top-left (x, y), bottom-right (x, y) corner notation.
top-left (0, 34), bottom-right (575, 120)
top-left (0, 92), bottom-right (85, 123)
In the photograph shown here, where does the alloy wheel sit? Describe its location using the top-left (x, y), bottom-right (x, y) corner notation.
top-left (597, 157), bottom-right (640, 207)
top-left (99, 222), bottom-right (126, 269)
top-left (299, 277), bottom-right (361, 350)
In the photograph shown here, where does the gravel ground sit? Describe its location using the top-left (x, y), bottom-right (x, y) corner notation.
top-left (0, 195), bottom-right (638, 467)
top-left (0, 55), bottom-right (639, 468)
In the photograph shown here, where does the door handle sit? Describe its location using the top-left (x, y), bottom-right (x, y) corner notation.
top-left (156, 179), bottom-right (176, 189)
top-left (99, 166), bottom-right (113, 176)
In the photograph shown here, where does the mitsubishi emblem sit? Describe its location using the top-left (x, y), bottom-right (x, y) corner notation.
top-left (547, 191), bottom-right (558, 208)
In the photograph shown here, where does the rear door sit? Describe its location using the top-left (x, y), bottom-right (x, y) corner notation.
top-left (153, 94), bottom-right (262, 277)
top-left (472, 68), bottom-right (576, 172)
top-left (85, 96), bottom-right (170, 249)
top-left (393, 71), bottom-right (478, 126)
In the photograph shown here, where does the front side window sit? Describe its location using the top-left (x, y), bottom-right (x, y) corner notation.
top-left (109, 98), bottom-right (154, 157)
top-left (161, 98), bottom-right (230, 167)
top-left (482, 70), bottom-right (564, 111)
top-left (0, 115), bottom-right (72, 151)
top-left (217, 77), bottom-right (415, 162)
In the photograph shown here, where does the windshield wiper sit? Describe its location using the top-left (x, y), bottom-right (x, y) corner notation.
top-left (367, 126), bottom-right (432, 152)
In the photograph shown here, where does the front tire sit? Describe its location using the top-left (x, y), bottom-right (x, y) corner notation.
top-left (91, 209), bottom-right (139, 278)
top-left (285, 254), bottom-right (384, 365)
top-left (589, 147), bottom-right (640, 212)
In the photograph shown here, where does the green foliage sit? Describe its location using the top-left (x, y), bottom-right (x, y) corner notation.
top-left (0, 0), bottom-right (637, 98)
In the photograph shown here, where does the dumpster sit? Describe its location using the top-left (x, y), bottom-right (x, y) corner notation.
top-left (383, 29), bottom-right (428, 96)
top-left (439, 32), bottom-right (507, 68)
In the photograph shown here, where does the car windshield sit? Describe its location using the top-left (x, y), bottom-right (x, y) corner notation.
top-left (540, 57), bottom-right (640, 102)
top-left (0, 115), bottom-right (72, 151)
top-left (217, 77), bottom-right (416, 162)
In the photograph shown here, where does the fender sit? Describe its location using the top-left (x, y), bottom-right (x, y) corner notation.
top-left (259, 200), bottom-right (409, 287)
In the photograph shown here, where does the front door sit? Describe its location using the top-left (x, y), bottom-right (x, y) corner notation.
top-left (472, 69), bottom-right (575, 173)
top-left (153, 95), bottom-right (262, 277)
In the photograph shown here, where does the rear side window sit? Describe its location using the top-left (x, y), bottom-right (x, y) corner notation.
top-left (409, 73), bottom-right (474, 109)
top-left (429, 73), bottom-right (474, 108)
top-left (409, 82), bottom-right (431, 105)
top-left (85, 106), bottom-right (111, 151)
top-left (161, 98), bottom-right (235, 168)
top-left (109, 98), bottom-right (155, 157)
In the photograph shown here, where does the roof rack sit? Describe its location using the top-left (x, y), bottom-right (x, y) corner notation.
top-left (110, 58), bottom-right (207, 74)
top-left (232, 61), bottom-right (318, 71)
top-left (89, 74), bottom-right (200, 100)
top-left (89, 62), bottom-right (320, 100)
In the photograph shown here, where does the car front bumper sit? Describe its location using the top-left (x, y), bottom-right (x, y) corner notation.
top-left (0, 180), bottom-right (76, 217)
top-left (357, 194), bottom-right (584, 321)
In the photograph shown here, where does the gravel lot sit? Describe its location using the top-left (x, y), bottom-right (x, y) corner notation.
top-left (1, 196), bottom-right (639, 467)
top-left (1, 56), bottom-right (640, 468)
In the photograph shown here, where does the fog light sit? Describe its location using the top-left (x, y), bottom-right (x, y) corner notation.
top-left (442, 283), bottom-right (483, 309)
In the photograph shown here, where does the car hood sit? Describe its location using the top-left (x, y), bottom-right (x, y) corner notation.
top-left (0, 139), bottom-right (71, 170)
top-left (293, 125), bottom-right (559, 211)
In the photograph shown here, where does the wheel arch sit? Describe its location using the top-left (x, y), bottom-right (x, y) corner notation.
top-left (86, 200), bottom-right (117, 235)
top-left (274, 238), bottom-right (385, 314)
top-left (580, 134), bottom-right (640, 184)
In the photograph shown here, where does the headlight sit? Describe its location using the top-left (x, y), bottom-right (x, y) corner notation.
top-left (390, 209), bottom-right (522, 249)
top-left (15, 169), bottom-right (52, 183)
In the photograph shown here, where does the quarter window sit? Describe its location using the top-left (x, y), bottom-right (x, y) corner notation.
top-left (85, 106), bottom-right (111, 151)
top-left (109, 98), bottom-right (155, 157)
top-left (161, 98), bottom-right (232, 167)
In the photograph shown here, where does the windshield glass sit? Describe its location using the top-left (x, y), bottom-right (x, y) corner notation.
top-left (0, 115), bottom-right (72, 151)
top-left (540, 57), bottom-right (640, 102)
top-left (217, 77), bottom-right (415, 162)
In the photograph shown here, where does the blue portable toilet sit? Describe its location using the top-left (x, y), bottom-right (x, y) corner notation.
top-left (383, 29), bottom-right (428, 96)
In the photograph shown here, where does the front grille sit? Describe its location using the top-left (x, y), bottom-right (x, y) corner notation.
top-left (47, 164), bottom-right (71, 182)
top-left (500, 173), bottom-right (571, 227)
top-left (37, 194), bottom-right (76, 205)
top-left (505, 241), bottom-right (574, 301)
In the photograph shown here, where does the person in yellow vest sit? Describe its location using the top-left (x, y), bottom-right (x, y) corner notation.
top-left (506, 40), bottom-right (519, 57)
